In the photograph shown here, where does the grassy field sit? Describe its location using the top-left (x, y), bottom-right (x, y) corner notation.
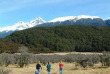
top-left (1, 52), bottom-right (110, 74)
top-left (2, 62), bottom-right (110, 74)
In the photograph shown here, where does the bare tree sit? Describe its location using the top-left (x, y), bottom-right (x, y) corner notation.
top-left (18, 46), bottom-right (29, 53)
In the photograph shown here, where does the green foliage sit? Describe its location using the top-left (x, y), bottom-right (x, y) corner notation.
top-left (4, 25), bottom-right (110, 52)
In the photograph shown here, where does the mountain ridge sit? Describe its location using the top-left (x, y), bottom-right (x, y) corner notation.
top-left (0, 15), bottom-right (110, 38)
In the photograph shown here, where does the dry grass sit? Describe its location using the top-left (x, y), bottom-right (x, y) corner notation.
top-left (1, 62), bottom-right (110, 74)
top-left (36, 52), bottom-right (102, 55)
top-left (1, 52), bottom-right (109, 74)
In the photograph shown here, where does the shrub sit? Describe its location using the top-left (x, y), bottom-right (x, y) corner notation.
top-left (17, 53), bottom-right (30, 67)
top-left (17, 46), bottom-right (33, 67)
top-left (0, 53), bottom-right (15, 67)
top-left (100, 52), bottom-right (110, 67)
top-left (76, 58), bottom-right (89, 68)
top-left (0, 68), bottom-right (11, 74)
top-left (0, 51), bottom-right (102, 69)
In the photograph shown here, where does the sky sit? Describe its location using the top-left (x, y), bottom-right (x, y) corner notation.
top-left (0, 0), bottom-right (110, 27)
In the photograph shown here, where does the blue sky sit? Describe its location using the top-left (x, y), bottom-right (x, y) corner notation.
top-left (0, 0), bottom-right (110, 27)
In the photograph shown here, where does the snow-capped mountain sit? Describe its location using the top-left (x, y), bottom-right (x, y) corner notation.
top-left (0, 17), bottom-right (46, 32)
top-left (0, 15), bottom-right (110, 38)
top-left (37, 15), bottom-right (106, 27)
top-left (0, 17), bottom-right (46, 38)
top-left (49, 15), bottom-right (100, 22)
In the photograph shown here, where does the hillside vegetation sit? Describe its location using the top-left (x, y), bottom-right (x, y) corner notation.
top-left (0, 40), bottom-right (20, 53)
top-left (3, 25), bottom-right (110, 53)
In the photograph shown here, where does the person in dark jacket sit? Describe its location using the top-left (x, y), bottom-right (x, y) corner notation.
top-left (46, 62), bottom-right (51, 74)
top-left (36, 61), bottom-right (42, 74)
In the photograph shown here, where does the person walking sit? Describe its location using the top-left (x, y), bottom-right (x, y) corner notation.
top-left (47, 62), bottom-right (51, 74)
top-left (36, 61), bottom-right (42, 74)
top-left (59, 61), bottom-right (64, 74)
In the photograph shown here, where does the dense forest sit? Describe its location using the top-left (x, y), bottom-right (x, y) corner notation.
top-left (1, 25), bottom-right (109, 53)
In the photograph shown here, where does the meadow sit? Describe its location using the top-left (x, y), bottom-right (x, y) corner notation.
top-left (3, 62), bottom-right (110, 74)
top-left (0, 51), bottom-right (110, 74)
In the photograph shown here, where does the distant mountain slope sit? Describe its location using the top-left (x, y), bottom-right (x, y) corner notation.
top-left (6, 25), bottom-right (110, 52)
top-left (0, 31), bottom-right (13, 38)
top-left (105, 19), bottom-right (110, 26)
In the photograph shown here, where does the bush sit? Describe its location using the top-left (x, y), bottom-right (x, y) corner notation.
top-left (0, 51), bottom-right (102, 69)
top-left (17, 46), bottom-right (33, 67)
top-left (76, 58), bottom-right (89, 68)
top-left (100, 52), bottom-right (110, 67)
top-left (0, 68), bottom-right (11, 74)
top-left (17, 53), bottom-right (30, 67)
top-left (0, 53), bottom-right (15, 67)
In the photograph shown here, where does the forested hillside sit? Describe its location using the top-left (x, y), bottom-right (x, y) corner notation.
top-left (4, 25), bottom-right (110, 53)
top-left (0, 40), bottom-right (20, 53)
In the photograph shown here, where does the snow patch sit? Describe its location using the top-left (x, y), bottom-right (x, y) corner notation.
top-left (49, 15), bottom-right (100, 22)
top-left (49, 16), bottom-right (76, 22)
